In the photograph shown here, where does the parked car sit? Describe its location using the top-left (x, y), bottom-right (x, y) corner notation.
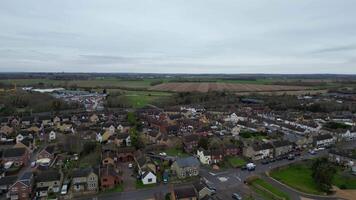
top-left (232, 193), bottom-right (242, 200)
top-left (128, 163), bottom-right (133, 168)
top-left (246, 163), bottom-right (256, 171)
top-left (240, 166), bottom-right (247, 171)
top-left (308, 149), bottom-right (316, 155)
top-left (287, 154), bottom-right (295, 160)
top-left (261, 159), bottom-right (269, 165)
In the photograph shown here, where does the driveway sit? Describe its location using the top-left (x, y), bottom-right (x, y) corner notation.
top-left (118, 162), bottom-right (136, 192)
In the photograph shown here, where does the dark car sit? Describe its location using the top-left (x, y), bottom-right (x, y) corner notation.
top-left (294, 151), bottom-right (301, 156)
top-left (240, 166), bottom-right (247, 171)
top-left (287, 154), bottom-right (295, 160)
top-left (232, 193), bottom-right (243, 200)
top-left (276, 156), bottom-right (284, 161)
top-left (269, 158), bottom-right (276, 162)
top-left (261, 159), bottom-right (269, 165)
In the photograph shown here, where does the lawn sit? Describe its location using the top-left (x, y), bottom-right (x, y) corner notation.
top-left (333, 170), bottom-right (356, 189)
top-left (124, 90), bottom-right (173, 108)
top-left (135, 180), bottom-right (156, 189)
top-left (250, 178), bottom-right (290, 200)
top-left (271, 162), bottom-right (356, 194)
top-left (164, 148), bottom-right (189, 157)
top-left (104, 185), bottom-right (124, 193)
top-left (270, 163), bottom-right (322, 195)
top-left (227, 157), bottom-right (247, 168)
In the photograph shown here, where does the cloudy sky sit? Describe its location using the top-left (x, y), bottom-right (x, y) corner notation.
top-left (0, 0), bottom-right (355, 74)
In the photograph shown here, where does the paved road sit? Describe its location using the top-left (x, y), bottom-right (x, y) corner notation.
top-left (75, 149), bottom-right (335, 200)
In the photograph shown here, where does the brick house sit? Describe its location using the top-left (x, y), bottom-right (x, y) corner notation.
top-left (100, 166), bottom-right (122, 191)
top-left (37, 145), bottom-right (55, 161)
top-left (2, 147), bottom-right (30, 167)
top-left (183, 134), bottom-right (199, 153)
top-left (117, 147), bottom-right (135, 162)
top-left (8, 172), bottom-right (34, 200)
top-left (224, 144), bottom-right (241, 156)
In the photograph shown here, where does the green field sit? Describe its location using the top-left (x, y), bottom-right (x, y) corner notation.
top-left (250, 178), bottom-right (290, 200)
top-left (270, 162), bottom-right (356, 195)
top-left (164, 148), bottom-right (189, 157)
top-left (227, 157), bottom-right (247, 168)
top-left (270, 163), bottom-right (322, 195)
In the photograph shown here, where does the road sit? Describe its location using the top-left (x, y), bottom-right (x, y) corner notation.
top-left (74, 149), bottom-right (340, 200)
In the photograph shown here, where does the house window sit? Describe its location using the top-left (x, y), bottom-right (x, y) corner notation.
top-left (148, 178), bottom-right (152, 183)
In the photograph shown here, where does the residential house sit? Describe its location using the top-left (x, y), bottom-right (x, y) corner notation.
top-left (2, 147), bottom-right (29, 167)
top-left (115, 133), bottom-right (131, 147)
top-left (8, 172), bottom-right (34, 200)
top-left (339, 129), bottom-right (356, 141)
top-left (224, 144), bottom-right (241, 156)
top-left (328, 149), bottom-right (356, 167)
top-left (272, 140), bottom-right (293, 157)
top-left (100, 166), bottom-right (121, 190)
top-left (193, 181), bottom-right (213, 200)
top-left (37, 146), bottom-right (56, 161)
top-left (117, 147), bottom-right (135, 162)
top-left (171, 186), bottom-right (198, 200)
top-left (102, 151), bottom-right (117, 166)
top-left (89, 114), bottom-right (99, 124)
top-left (14, 138), bottom-right (35, 152)
top-left (313, 134), bottom-right (335, 148)
top-left (196, 149), bottom-right (223, 165)
top-left (171, 157), bottom-right (200, 179)
top-left (0, 176), bottom-right (17, 195)
top-left (183, 134), bottom-right (199, 153)
top-left (35, 169), bottom-right (62, 198)
top-left (49, 131), bottom-right (56, 141)
top-left (141, 171), bottom-right (156, 185)
top-left (243, 143), bottom-right (274, 160)
top-left (71, 168), bottom-right (98, 196)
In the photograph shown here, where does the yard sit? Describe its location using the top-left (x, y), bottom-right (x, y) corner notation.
top-left (249, 178), bottom-right (290, 200)
top-left (227, 156), bottom-right (247, 168)
top-left (135, 180), bottom-right (156, 189)
top-left (164, 148), bottom-right (189, 157)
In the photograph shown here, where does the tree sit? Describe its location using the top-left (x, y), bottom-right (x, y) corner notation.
top-left (208, 138), bottom-right (223, 149)
top-left (311, 157), bottom-right (337, 193)
top-left (130, 128), bottom-right (144, 149)
top-left (198, 137), bottom-right (209, 149)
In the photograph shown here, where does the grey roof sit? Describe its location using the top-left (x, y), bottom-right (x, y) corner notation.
top-left (3, 147), bottom-right (27, 158)
top-left (72, 167), bottom-right (96, 178)
top-left (0, 176), bottom-right (17, 186)
top-left (175, 156), bottom-right (200, 168)
top-left (19, 172), bottom-right (33, 187)
top-left (36, 170), bottom-right (61, 182)
top-left (174, 186), bottom-right (197, 199)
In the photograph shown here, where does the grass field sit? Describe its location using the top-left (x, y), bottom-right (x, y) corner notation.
top-left (270, 163), bottom-right (322, 195)
top-left (122, 90), bottom-right (173, 108)
top-left (250, 178), bottom-right (290, 200)
top-left (227, 157), bottom-right (247, 168)
top-left (270, 162), bottom-right (356, 194)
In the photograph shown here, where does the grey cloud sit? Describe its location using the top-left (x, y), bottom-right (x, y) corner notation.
top-left (0, 0), bottom-right (355, 74)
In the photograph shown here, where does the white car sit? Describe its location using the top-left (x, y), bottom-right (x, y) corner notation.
top-left (128, 163), bottom-right (133, 168)
top-left (159, 152), bottom-right (167, 156)
top-left (60, 184), bottom-right (68, 195)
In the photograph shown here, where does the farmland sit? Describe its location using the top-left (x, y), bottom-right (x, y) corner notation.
top-left (149, 82), bottom-right (310, 93)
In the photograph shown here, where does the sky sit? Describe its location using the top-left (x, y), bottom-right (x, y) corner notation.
top-left (0, 0), bottom-right (355, 74)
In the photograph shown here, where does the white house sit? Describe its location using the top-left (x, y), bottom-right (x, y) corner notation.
top-left (340, 130), bottom-right (356, 141)
top-left (141, 171), bottom-right (156, 185)
top-left (231, 126), bottom-right (241, 137)
top-left (117, 125), bottom-right (124, 133)
top-left (96, 133), bottom-right (103, 143)
top-left (49, 131), bottom-right (56, 141)
top-left (196, 149), bottom-right (211, 165)
top-left (313, 134), bottom-right (335, 148)
top-left (108, 125), bottom-right (116, 134)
